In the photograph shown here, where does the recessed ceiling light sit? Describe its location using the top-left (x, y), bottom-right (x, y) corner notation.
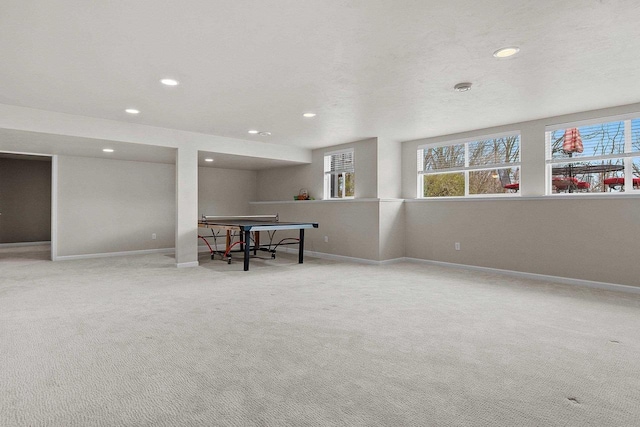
top-left (248, 130), bottom-right (259, 134)
top-left (125, 108), bottom-right (140, 114)
top-left (259, 131), bottom-right (271, 136)
top-left (493, 46), bottom-right (520, 58)
top-left (303, 112), bottom-right (316, 118)
top-left (204, 158), bottom-right (214, 162)
top-left (103, 148), bottom-right (114, 153)
top-left (160, 78), bottom-right (179, 86)
top-left (454, 82), bottom-right (472, 92)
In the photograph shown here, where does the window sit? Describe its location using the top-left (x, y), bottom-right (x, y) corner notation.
top-left (324, 149), bottom-right (354, 199)
top-left (546, 115), bottom-right (640, 194)
top-left (417, 133), bottom-right (521, 197)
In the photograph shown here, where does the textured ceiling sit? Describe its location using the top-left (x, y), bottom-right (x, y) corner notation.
top-left (1, 0), bottom-right (640, 154)
top-left (0, 129), bottom-right (176, 164)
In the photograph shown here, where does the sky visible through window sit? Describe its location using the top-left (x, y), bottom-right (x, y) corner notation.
top-left (550, 119), bottom-right (640, 160)
top-left (548, 118), bottom-right (640, 193)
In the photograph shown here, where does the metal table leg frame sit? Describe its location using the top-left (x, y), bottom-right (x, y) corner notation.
top-left (244, 229), bottom-right (251, 271)
top-left (298, 229), bottom-right (305, 264)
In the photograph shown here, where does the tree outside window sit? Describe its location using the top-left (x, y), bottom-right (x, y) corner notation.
top-left (546, 118), bottom-right (640, 193)
top-left (418, 134), bottom-right (520, 197)
top-left (324, 149), bottom-right (355, 199)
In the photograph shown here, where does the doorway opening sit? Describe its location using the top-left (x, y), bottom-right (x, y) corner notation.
top-left (0, 152), bottom-right (53, 262)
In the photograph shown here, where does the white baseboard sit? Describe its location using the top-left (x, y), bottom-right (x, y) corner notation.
top-left (277, 247), bottom-right (639, 294)
top-left (403, 257), bottom-right (640, 295)
top-left (176, 261), bottom-right (199, 268)
top-left (275, 246), bottom-right (404, 266)
top-left (53, 243), bottom-right (636, 294)
top-left (0, 241), bottom-right (51, 248)
top-left (54, 248), bottom-right (174, 261)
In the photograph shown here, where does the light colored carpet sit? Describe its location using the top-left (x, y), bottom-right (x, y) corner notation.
top-left (1, 246), bottom-right (639, 426)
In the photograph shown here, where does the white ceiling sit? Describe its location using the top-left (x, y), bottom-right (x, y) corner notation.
top-left (0, 128), bottom-right (303, 170)
top-left (196, 151), bottom-right (304, 170)
top-left (1, 0), bottom-right (640, 165)
top-left (0, 128), bottom-right (176, 164)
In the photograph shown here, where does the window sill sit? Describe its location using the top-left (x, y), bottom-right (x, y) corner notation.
top-left (250, 198), bottom-right (398, 204)
top-left (251, 193), bottom-right (640, 205)
top-left (406, 192), bottom-right (640, 202)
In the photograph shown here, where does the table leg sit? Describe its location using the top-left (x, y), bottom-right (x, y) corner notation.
top-left (244, 229), bottom-right (251, 271)
top-left (254, 231), bottom-right (259, 255)
top-left (298, 229), bottom-right (305, 264)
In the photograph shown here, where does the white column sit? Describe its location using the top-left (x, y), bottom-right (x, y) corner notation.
top-left (175, 146), bottom-right (199, 268)
top-left (51, 155), bottom-right (59, 261)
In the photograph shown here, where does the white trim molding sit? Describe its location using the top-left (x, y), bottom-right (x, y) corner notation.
top-left (403, 258), bottom-right (640, 295)
top-left (277, 248), bottom-right (640, 295)
top-left (249, 198), bottom-right (391, 205)
top-left (55, 248), bottom-right (174, 261)
top-left (275, 246), bottom-right (403, 265)
top-left (176, 261), bottom-right (199, 268)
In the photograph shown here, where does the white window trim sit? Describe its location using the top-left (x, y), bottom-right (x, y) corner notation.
top-left (324, 148), bottom-right (354, 157)
top-left (544, 115), bottom-right (640, 195)
top-left (545, 111), bottom-right (640, 133)
top-left (324, 148), bottom-right (355, 200)
top-left (417, 131), bottom-right (521, 198)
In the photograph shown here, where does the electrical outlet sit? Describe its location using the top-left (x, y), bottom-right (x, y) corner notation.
top-left (324, 236), bottom-right (329, 243)
top-left (152, 233), bottom-right (157, 240)
top-left (455, 242), bottom-right (460, 251)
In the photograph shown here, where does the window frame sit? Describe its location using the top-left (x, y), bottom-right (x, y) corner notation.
top-left (545, 113), bottom-right (640, 195)
top-left (416, 131), bottom-right (522, 198)
top-left (324, 148), bottom-right (355, 200)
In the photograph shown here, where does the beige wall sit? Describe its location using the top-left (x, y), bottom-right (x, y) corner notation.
top-left (56, 156), bottom-right (176, 256)
top-left (404, 198), bottom-right (639, 287)
top-left (253, 137), bottom-right (404, 262)
top-left (198, 167), bottom-right (257, 217)
top-left (349, 138), bottom-right (378, 199)
top-left (377, 138), bottom-right (402, 199)
top-left (251, 201), bottom-right (381, 261)
top-left (400, 102), bottom-right (640, 288)
top-left (250, 200), bottom-right (406, 262)
top-left (256, 138), bottom-right (379, 201)
top-left (379, 200), bottom-right (404, 260)
top-left (255, 163), bottom-right (317, 202)
top-left (0, 157), bottom-right (52, 243)
top-left (54, 157), bottom-right (259, 257)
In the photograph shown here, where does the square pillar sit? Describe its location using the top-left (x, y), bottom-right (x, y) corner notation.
top-left (175, 146), bottom-right (199, 267)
